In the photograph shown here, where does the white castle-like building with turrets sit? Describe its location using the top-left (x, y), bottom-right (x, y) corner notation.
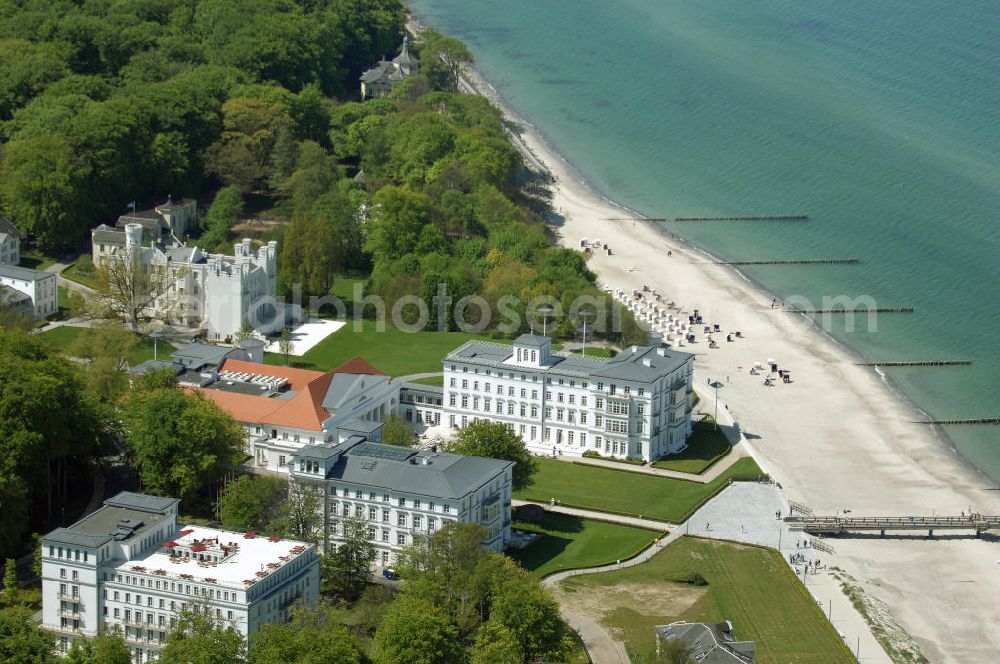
top-left (91, 200), bottom-right (285, 339)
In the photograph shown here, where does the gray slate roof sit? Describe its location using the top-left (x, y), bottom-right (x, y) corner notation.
top-left (171, 343), bottom-right (233, 370)
top-left (44, 492), bottom-right (178, 548)
top-left (514, 333), bottom-right (550, 348)
top-left (0, 217), bottom-right (23, 240)
top-left (104, 491), bottom-right (179, 513)
top-left (0, 284), bottom-right (32, 305)
top-left (590, 345), bottom-right (692, 383)
top-left (298, 439), bottom-right (512, 499)
top-left (0, 265), bottom-right (54, 282)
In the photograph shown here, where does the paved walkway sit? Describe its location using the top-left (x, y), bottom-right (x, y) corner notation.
top-left (513, 499), bottom-right (673, 531)
top-left (46, 259), bottom-right (94, 296)
top-left (538, 482), bottom-right (891, 664)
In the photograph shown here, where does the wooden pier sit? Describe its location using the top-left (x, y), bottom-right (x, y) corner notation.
top-left (718, 258), bottom-right (860, 266)
top-left (786, 307), bottom-right (914, 314)
top-left (674, 214), bottom-right (809, 222)
top-left (786, 514), bottom-right (1000, 537)
top-left (857, 360), bottom-right (972, 367)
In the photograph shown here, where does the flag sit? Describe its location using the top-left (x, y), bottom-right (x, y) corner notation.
top-left (127, 201), bottom-right (136, 210)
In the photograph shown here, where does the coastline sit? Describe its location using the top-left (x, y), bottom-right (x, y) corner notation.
top-left (437, 32), bottom-right (1000, 664)
top-left (459, 55), bottom-right (984, 486)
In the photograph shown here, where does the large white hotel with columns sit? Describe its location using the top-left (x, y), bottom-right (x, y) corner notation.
top-left (442, 334), bottom-right (695, 462)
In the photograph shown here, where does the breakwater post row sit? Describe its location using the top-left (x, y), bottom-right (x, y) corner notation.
top-left (915, 418), bottom-right (1000, 426)
top-left (718, 259), bottom-right (860, 266)
top-left (673, 214), bottom-right (809, 222)
top-left (786, 307), bottom-right (915, 314)
top-left (856, 360), bottom-right (972, 367)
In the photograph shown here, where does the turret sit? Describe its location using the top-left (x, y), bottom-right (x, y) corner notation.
top-left (124, 223), bottom-right (143, 252)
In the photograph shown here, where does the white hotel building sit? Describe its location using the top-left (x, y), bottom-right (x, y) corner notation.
top-left (443, 334), bottom-right (695, 462)
top-left (41, 492), bottom-right (319, 662)
top-left (289, 437), bottom-right (513, 565)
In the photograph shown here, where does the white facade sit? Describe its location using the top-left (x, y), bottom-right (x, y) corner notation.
top-left (150, 238), bottom-right (281, 340)
top-left (0, 265), bottom-right (57, 319)
top-left (42, 492), bottom-right (319, 663)
top-left (442, 335), bottom-right (694, 462)
top-left (289, 438), bottom-right (513, 564)
top-left (188, 357), bottom-right (401, 475)
top-left (102, 226), bottom-right (281, 339)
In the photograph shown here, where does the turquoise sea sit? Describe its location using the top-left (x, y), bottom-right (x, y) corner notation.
top-left (409, 0), bottom-right (1000, 482)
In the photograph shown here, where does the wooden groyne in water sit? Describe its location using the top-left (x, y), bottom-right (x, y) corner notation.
top-left (915, 418), bottom-right (1000, 425)
top-left (674, 214), bottom-right (809, 222)
top-left (719, 258), bottom-right (860, 266)
top-left (787, 307), bottom-right (914, 314)
top-left (857, 360), bottom-right (972, 367)
top-left (602, 217), bottom-right (668, 222)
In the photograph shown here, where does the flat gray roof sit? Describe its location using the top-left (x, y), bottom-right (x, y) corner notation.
top-left (446, 338), bottom-right (691, 384)
top-left (0, 265), bottom-right (54, 282)
top-left (297, 439), bottom-right (512, 500)
top-left (44, 492), bottom-right (178, 548)
top-left (171, 343), bottom-right (232, 368)
top-left (331, 446), bottom-right (512, 499)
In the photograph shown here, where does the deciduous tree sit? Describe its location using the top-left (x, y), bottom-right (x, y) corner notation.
top-left (448, 419), bottom-right (535, 490)
top-left (321, 516), bottom-right (375, 601)
top-left (380, 415), bottom-right (414, 447)
top-left (249, 604), bottom-right (366, 664)
top-left (120, 387), bottom-right (245, 503)
top-left (217, 475), bottom-right (287, 533)
top-left (373, 594), bottom-right (462, 664)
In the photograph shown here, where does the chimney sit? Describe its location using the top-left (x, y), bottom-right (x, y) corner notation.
top-left (642, 358), bottom-right (652, 367)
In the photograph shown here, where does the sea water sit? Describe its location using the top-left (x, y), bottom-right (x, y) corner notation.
top-left (408, 0), bottom-right (1000, 482)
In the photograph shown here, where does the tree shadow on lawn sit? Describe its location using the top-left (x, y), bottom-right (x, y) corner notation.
top-left (509, 533), bottom-right (573, 573)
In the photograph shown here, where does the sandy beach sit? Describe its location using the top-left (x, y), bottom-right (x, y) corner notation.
top-left (458, 67), bottom-right (1000, 662)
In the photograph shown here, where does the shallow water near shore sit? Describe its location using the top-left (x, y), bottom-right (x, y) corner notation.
top-left (409, 0), bottom-right (1000, 483)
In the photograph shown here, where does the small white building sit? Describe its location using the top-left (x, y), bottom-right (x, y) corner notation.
top-left (442, 334), bottom-right (695, 462)
top-left (0, 216), bottom-right (24, 266)
top-left (288, 436), bottom-right (513, 565)
top-left (189, 355), bottom-right (401, 473)
top-left (41, 492), bottom-right (319, 663)
top-left (0, 264), bottom-right (57, 319)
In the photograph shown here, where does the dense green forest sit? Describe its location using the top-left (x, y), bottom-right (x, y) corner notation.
top-left (0, 0), bottom-right (642, 341)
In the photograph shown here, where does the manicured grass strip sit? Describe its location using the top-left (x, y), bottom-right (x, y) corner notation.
top-left (38, 326), bottom-right (158, 364)
top-left (411, 375), bottom-right (444, 387)
top-left (19, 251), bottom-right (58, 271)
top-left (61, 255), bottom-right (99, 289)
top-left (652, 421), bottom-right (733, 474)
top-left (561, 536), bottom-right (855, 664)
top-left (514, 457), bottom-right (763, 523)
top-left (509, 512), bottom-right (660, 578)
top-left (265, 318), bottom-right (495, 376)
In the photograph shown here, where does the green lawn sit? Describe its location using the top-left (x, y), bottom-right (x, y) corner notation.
top-left (515, 457), bottom-right (763, 524)
top-left (61, 255), bottom-right (99, 289)
top-left (265, 318), bottom-right (496, 376)
top-left (508, 512), bottom-right (660, 578)
top-left (38, 326), bottom-right (158, 364)
top-left (652, 420), bottom-right (733, 474)
top-left (559, 537), bottom-right (854, 664)
top-left (410, 375), bottom-right (444, 386)
top-left (18, 250), bottom-right (59, 271)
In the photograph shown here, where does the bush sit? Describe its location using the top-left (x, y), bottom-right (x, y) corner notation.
top-left (674, 571), bottom-right (708, 586)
